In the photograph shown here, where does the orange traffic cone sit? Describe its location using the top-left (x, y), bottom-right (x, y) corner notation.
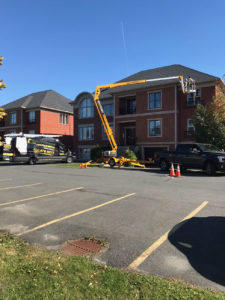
top-left (170, 163), bottom-right (175, 176)
top-left (80, 163), bottom-right (83, 169)
top-left (176, 164), bottom-right (181, 177)
top-left (84, 164), bottom-right (87, 169)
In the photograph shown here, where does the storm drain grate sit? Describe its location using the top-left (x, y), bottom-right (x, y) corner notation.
top-left (61, 239), bottom-right (104, 256)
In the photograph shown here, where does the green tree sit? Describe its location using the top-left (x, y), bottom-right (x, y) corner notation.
top-left (192, 85), bottom-right (225, 150)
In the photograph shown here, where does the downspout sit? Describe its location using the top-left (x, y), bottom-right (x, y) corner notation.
top-left (174, 85), bottom-right (177, 148)
top-left (20, 108), bottom-right (24, 134)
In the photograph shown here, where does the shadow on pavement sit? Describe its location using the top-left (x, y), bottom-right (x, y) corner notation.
top-left (168, 217), bottom-right (225, 286)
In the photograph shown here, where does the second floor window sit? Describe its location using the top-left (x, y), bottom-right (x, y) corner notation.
top-left (60, 114), bottom-right (68, 125)
top-left (79, 98), bottom-right (94, 119)
top-left (187, 89), bottom-right (201, 106)
top-left (149, 120), bottom-right (162, 137)
top-left (149, 92), bottom-right (162, 109)
top-left (79, 125), bottom-right (94, 141)
top-left (29, 111), bottom-right (35, 123)
top-left (102, 103), bottom-right (114, 116)
top-left (10, 112), bottom-right (16, 124)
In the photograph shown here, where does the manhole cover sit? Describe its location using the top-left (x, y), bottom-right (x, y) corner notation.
top-left (61, 238), bottom-right (107, 257)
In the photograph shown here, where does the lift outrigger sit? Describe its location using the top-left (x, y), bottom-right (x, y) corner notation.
top-left (84, 76), bottom-right (196, 168)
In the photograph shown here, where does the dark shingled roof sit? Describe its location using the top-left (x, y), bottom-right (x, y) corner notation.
top-left (3, 90), bottom-right (73, 113)
top-left (99, 64), bottom-right (219, 98)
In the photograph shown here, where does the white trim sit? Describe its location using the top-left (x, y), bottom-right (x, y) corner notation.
top-left (117, 120), bottom-right (136, 124)
top-left (147, 119), bottom-right (162, 138)
top-left (40, 106), bottom-right (73, 114)
top-left (137, 141), bottom-right (175, 145)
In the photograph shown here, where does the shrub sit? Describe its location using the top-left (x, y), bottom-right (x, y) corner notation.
top-left (90, 145), bottom-right (109, 161)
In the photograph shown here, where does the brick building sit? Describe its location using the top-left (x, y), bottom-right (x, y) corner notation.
top-left (73, 64), bottom-right (224, 161)
top-left (0, 90), bottom-right (74, 149)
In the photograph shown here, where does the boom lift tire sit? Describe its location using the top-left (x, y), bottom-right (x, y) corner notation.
top-left (109, 158), bottom-right (116, 168)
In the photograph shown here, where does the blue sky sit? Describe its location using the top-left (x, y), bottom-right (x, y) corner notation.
top-left (0, 0), bottom-right (225, 105)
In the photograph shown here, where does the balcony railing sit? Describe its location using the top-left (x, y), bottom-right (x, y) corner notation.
top-left (119, 108), bottom-right (136, 115)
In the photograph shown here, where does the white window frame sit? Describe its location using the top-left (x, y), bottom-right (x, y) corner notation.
top-left (148, 119), bottom-right (162, 137)
top-left (10, 112), bottom-right (17, 125)
top-left (148, 91), bottom-right (162, 110)
top-left (60, 113), bottom-right (68, 125)
top-left (78, 124), bottom-right (94, 141)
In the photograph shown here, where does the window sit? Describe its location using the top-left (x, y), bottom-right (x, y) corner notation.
top-left (10, 112), bottom-right (16, 124)
top-left (9, 130), bottom-right (16, 134)
top-left (102, 103), bottom-right (114, 116)
top-left (149, 120), bottom-right (162, 137)
top-left (29, 111), bottom-right (35, 123)
top-left (79, 98), bottom-right (94, 119)
top-left (149, 92), bottom-right (161, 109)
top-left (29, 130), bottom-right (35, 134)
top-left (60, 114), bottom-right (68, 125)
top-left (102, 123), bottom-right (114, 140)
top-left (187, 89), bottom-right (201, 106)
top-left (78, 125), bottom-right (94, 141)
top-left (187, 119), bottom-right (195, 135)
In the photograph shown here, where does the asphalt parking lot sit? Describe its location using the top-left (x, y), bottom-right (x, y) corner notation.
top-left (0, 162), bottom-right (225, 292)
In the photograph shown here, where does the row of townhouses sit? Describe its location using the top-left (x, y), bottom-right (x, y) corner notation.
top-left (1, 65), bottom-right (224, 160)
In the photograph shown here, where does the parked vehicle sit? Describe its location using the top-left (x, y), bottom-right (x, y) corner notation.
top-left (3, 134), bottom-right (76, 164)
top-left (155, 143), bottom-right (225, 175)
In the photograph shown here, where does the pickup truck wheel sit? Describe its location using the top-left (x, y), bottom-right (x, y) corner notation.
top-left (205, 161), bottom-right (216, 176)
top-left (160, 159), bottom-right (169, 171)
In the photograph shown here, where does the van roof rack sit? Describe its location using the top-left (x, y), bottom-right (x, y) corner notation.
top-left (4, 133), bottom-right (62, 138)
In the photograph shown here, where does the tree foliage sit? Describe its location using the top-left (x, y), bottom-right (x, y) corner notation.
top-left (192, 85), bottom-right (225, 150)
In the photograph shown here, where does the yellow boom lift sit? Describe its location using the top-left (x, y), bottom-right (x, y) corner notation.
top-left (84, 76), bottom-right (195, 168)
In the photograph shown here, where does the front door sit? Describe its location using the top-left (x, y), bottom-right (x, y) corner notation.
top-left (125, 127), bottom-right (136, 145)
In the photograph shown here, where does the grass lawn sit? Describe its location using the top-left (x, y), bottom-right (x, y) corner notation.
top-left (0, 234), bottom-right (225, 300)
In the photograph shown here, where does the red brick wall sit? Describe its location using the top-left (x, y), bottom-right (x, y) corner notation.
top-left (40, 110), bottom-right (73, 136)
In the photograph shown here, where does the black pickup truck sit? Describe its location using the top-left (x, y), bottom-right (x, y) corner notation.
top-left (155, 143), bottom-right (225, 175)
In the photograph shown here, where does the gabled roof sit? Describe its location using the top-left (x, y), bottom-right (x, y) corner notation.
top-left (3, 90), bottom-right (73, 113)
top-left (100, 64), bottom-right (219, 98)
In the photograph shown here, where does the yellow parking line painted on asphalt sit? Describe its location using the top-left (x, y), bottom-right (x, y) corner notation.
top-left (128, 201), bottom-right (208, 270)
top-left (0, 187), bottom-right (84, 207)
top-left (16, 193), bottom-right (136, 237)
top-left (0, 182), bottom-right (42, 191)
top-left (0, 178), bottom-right (12, 182)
